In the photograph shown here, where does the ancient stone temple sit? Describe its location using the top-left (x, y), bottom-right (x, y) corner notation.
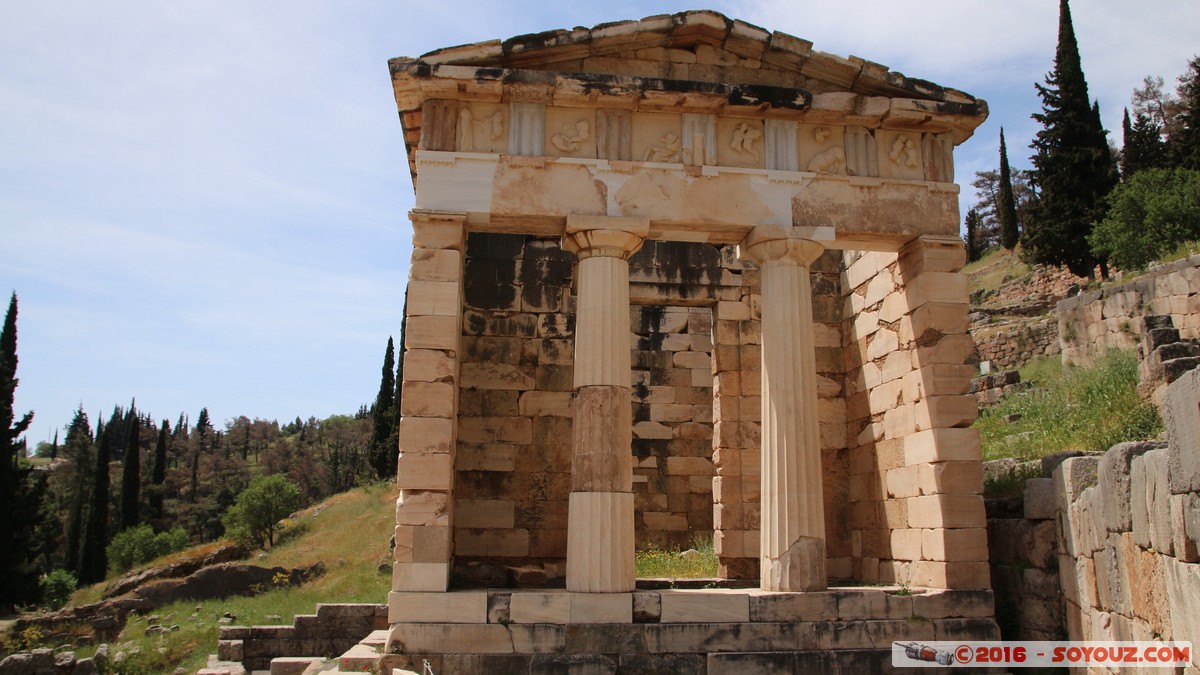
top-left (383, 11), bottom-right (999, 671)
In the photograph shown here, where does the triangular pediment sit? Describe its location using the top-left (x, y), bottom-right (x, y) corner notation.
top-left (411, 10), bottom-right (977, 105)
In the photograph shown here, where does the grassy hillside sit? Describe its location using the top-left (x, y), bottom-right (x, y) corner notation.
top-left (56, 481), bottom-right (397, 674)
top-left (962, 246), bottom-right (1032, 300)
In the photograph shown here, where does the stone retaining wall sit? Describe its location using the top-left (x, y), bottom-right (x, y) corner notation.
top-left (987, 368), bottom-right (1200, 671)
top-left (218, 603), bottom-right (386, 672)
top-left (972, 317), bottom-right (1059, 371)
top-left (1058, 255), bottom-right (1200, 366)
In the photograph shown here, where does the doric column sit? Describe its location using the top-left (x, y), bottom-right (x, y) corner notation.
top-left (561, 215), bottom-right (648, 593)
top-left (739, 225), bottom-right (828, 592)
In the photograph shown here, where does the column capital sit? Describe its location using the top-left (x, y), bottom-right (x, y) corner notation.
top-left (562, 215), bottom-right (649, 260)
top-left (738, 225), bottom-right (824, 267)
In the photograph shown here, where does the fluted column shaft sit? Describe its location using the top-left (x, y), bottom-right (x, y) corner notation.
top-left (740, 226), bottom-right (827, 592)
top-left (561, 216), bottom-right (648, 592)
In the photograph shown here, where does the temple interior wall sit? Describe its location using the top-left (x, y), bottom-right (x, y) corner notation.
top-left (448, 231), bottom-right (853, 583)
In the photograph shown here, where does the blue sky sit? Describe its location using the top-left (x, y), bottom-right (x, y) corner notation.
top-left (2, 0), bottom-right (1197, 443)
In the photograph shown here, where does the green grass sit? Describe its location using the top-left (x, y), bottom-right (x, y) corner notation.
top-left (39, 481), bottom-right (398, 674)
top-left (975, 350), bottom-right (1162, 461)
top-left (635, 536), bottom-right (718, 579)
top-left (962, 246), bottom-right (1032, 299)
top-left (1153, 240), bottom-right (1200, 266)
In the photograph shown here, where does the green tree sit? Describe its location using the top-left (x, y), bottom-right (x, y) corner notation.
top-left (120, 415), bottom-right (140, 530)
top-left (1024, 0), bottom-right (1119, 278)
top-left (1170, 57), bottom-right (1200, 170)
top-left (368, 337), bottom-right (398, 479)
top-left (62, 408), bottom-right (92, 576)
top-left (149, 420), bottom-right (168, 522)
top-left (1088, 168), bottom-right (1200, 269)
top-left (964, 208), bottom-right (983, 262)
top-left (79, 426), bottom-right (111, 583)
top-left (1122, 108), bottom-right (1167, 178)
top-left (222, 473), bottom-right (300, 549)
top-left (997, 129), bottom-right (1021, 250)
top-left (0, 293), bottom-right (44, 605)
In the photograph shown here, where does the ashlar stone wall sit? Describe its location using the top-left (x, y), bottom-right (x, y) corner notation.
top-left (1053, 368), bottom-right (1200, 671)
top-left (839, 239), bottom-right (989, 588)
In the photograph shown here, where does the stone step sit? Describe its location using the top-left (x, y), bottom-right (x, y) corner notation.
top-left (269, 656), bottom-right (325, 675)
top-left (337, 642), bottom-right (382, 672)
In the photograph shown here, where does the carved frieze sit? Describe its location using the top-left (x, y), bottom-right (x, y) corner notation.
top-left (545, 107), bottom-right (596, 159)
top-left (801, 124), bottom-right (846, 175)
top-left (456, 103), bottom-right (507, 154)
top-left (717, 118), bottom-right (765, 169)
top-left (877, 130), bottom-right (923, 181)
top-left (633, 113), bottom-right (683, 164)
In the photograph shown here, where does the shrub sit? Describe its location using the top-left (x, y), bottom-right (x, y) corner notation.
top-left (107, 525), bottom-right (191, 575)
top-left (39, 569), bottom-right (77, 610)
top-left (1089, 168), bottom-right (1200, 269)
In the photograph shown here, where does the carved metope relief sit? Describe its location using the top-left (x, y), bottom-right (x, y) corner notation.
top-left (596, 109), bottom-right (632, 161)
top-left (764, 119), bottom-right (799, 171)
top-left (717, 118), bottom-right (765, 169)
top-left (455, 103), bottom-right (507, 154)
top-left (844, 126), bottom-right (877, 177)
top-left (508, 102), bottom-right (546, 156)
top-left (545, 108), bottom-right (597, 159)
top-left (680, 113), bottom-right (716, 166)
top-left (922, 132), bottom-right (955, 183)
top-left (877, 130), bottom-right (924, 180)
top-left (420, 100), bottom-right (459, 152)
top-left (805, 125), bottom-right (847, 175)
top-left (633, 112), bottom-right (682, 164)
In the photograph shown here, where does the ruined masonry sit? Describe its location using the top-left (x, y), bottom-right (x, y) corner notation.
top-left (381, 11), bottom-right (999, 671)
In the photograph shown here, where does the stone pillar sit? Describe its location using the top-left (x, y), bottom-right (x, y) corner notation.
top-left (389, 210), bottom-right (465, 607)
top-left (739, 225), bottom-right (827, 592)
top-left (561, 215), bottom-right (648, 593)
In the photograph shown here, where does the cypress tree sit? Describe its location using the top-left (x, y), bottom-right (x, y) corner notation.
top-left (1025, 0), bottom-right (1119, 277)
top-left (997, 129), bottom-right (1021, 250)
top-left (1170, 57), bottom-right (1200, 170)
top-left (369, 337), bottom-right (398, 479)
top-left (150, 420), bottom-right (169, 521)
top-left (63, 408), bottom-right (92, 576)
top-left (964, 208), bottom-right (983, 262)
top-left (0, 293), bottom-right (40, 604)
top-left (79, 425), bottom-right (111, 583)
top-left (120, 415), bottom-right (141, 530)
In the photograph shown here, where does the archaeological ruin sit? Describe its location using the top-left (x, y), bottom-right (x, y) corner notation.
top-left (380, 10), bottom-right (1001, 670)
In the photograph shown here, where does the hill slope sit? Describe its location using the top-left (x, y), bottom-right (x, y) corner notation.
top-left (50, 482), bottom-right (398, 674)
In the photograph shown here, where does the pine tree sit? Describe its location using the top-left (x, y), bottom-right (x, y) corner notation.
top-left (79, 425), bottom-right (111, 583)
top-left (997, 129), bottom-right (1021, 250)
top-left (964, 208), bottom-right (983, 262)
top-left (150, 420), bottom-right (169, 521)
top-left (1025, 0), bottom-right (1119, 278)
top-left (120, 415), bottom-right (140, 531)
top-left (369, 337), bottom-right (398, 479)
top-left (1170, 57), bottom-right (1200, 170)
top-left (0, 293), bottom-right (42, 604)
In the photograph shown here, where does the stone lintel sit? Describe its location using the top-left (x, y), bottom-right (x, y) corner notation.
top-left (415, 153), bottom-right (958, 250)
